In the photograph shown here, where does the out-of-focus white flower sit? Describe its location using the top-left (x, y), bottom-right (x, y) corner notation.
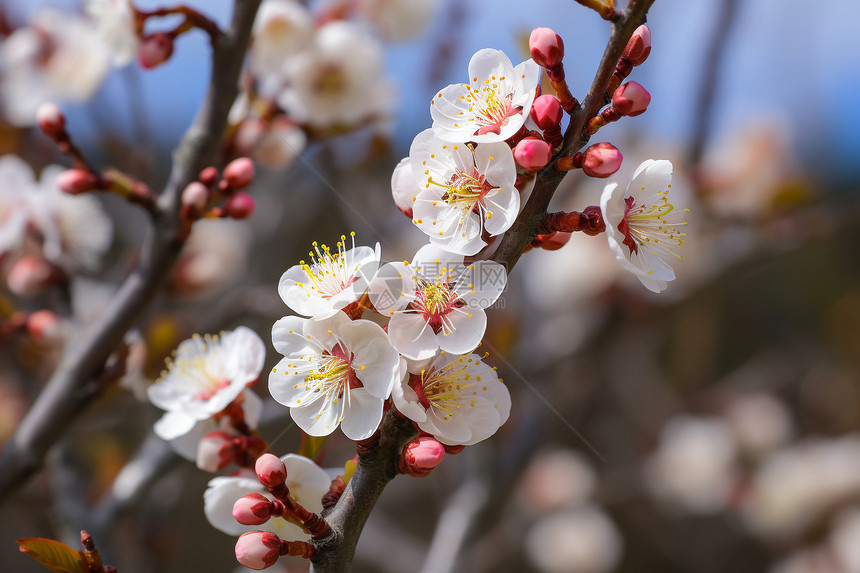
top-left (354, 0), bottom-right (435, 42)
top-left (369, 244), bottom-right (506, 360)
top-left (278, 21), bottom-right (394, 129)
top-left (645, 415), bottom-right (738, 515)
top-left (205, 454), bottom-right (331, 539)
top-left (393, 351), bottom-right (511, 446)
top-left (0, 9), bottom-right (110, 126)
top-left (409, 128), bottom-right (519, 255)
top-left (525, 505), bottom-right (623, 573)
top-left (831, 507), bottom-right (860, 573)
top-left (743, 436), bottom-right (860, 540)
top-left (235, 117), bottom-right (307, 170)
top-left (251, 0), bottom-right (313, 76)
top-left (430, 48), bottom-right (540, 143)
top-left (600, 159), bottom-right (688, 293)
top-left (170, 219), bottom-right (252, 296)
top-left (268, 312), bottom-right (399, 439)
top-left (277, 233), bottom-right (380, 319)
top-left (724, 393), bottom-right (793, 457)
top-left (517, 449), bottom-right (597, 512)
top-left (390, 157), bottom-right (417, 217)
top-left (0, 156), bottom-right (112, 270)
top-left (147, 327), bottom-right (266, 440)
top-left (84, 0), bottom-right (139, 67)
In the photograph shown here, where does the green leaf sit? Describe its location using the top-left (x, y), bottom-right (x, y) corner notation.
top-left (16, 538), bottom-right (90, 573)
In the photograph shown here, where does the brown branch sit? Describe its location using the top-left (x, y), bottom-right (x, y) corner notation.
top-left (0, 0), bottom-right (263, 507)
top-left (490, 0), bottom-right (656, 273)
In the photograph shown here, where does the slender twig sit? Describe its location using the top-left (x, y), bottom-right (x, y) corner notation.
top-left (0, 0), bottom-right (263, 507)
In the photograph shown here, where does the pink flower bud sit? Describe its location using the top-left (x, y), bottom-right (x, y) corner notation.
top-left (223, 157), bottom-right (256, 190)
top-left (196, 431), bottom-right (236, 472)
top-left (530, 95), bottom-right (563, 131)
top-left (138, 33), bottom-right (174, 69)
top-left (622, 25), bottom-right (651, 66)
top-left (612, 81), bottom-right (651, 117)
top-left (514, 138), bottom-right (553, 172)
top-left (255, 453), bottom-right (287, 488)
top-left (181, 182), bottom-right (209, 211)
top-left (235, 531), bottom-right (281, 570)
top-left (36, 102), bottom-right (66, 139)
top-left (529, 27), bottom-right (564, 69)
top-left (581, 142), bottom-right (622, 178)
top-left (57, 169), bottom-right (98, 195)
top-left (26, 310), bottom-right (64, 343)
top-left (233, 493), bottom-right (273, 526)
top-left (398, 436), bottom-right (445, 477)
top-left (224, 192), bottom-right (255, 219)
top-left (198, 166), bottom-right (219, 186)
top-left (7, 256), bottom-right (54, 296)
top-left (539, 231), bottom-right (573, 251)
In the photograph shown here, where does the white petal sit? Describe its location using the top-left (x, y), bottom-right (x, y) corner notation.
top-left (203, 476), bottom-right (265, 536)
top-left (223, 326), bottom-right (266, 386)
top-left (475, 142), bottom-right (516, 188)
top-left (391, 378), bottom-right (427, 423)
top-left (341, 387), bottom-right (384, 440)
top-left (482, 186), bottom-right (519, 236)
top-left (340, 320), bottom-right (399, 399)
top-left (290, 393), bottom-right (342, 436)
top-left (368, 261), bottom-right (414, 314)
top-left (388, 312), bottom-right (438, 360)
top-left (271, 315), bottom-right (314, 357)
top-left (153, 410), bottom-right (198, 441)
top-left (282, 453), bottom-right (331, 514)
top-left (437, 308), bottom-right (487, 355)
top-left (268, 357), bottom-right (309, 407)
top-left (304, 312), bottom-right (351, 351)
top-left (456, 260), bottom-right (506, 307)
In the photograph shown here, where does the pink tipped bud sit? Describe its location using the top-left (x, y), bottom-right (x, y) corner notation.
top-left (255, 454), bottom-right (287, 488)
top-left (198, 166), bottom-right (219, 186)
top-left (224, 192), bottom-right (255, 219)
top-left (514, 138), bottom-right (553, 172)
top-left (581, 142), bottom-right (622, 178)
top-left (622, 25), bottom-right (651, 66)
top-left (529, 27), bottom-right (564, 69)
top-left (235, 531), bottom-right (281, 570)
top-left (233, 493), bottom-right (274, 526)
top-left (612, 81), bottom-right (651, 117)
top-left (7, 256), bottom-right (54, 296)
top-left (181, 182), bottom-right (209, 211)
top-left (138, 33), bottom-right (174, 69)
top-left (223, 157), bottom-right (256, 190)
top-left (36, 102), bottom-right (66, 138)
top-left (196, 431), bottom-right (236, 472)
top-left (530, 95), bottom-right (563, 131)
top-left (26, 310), bottom-right (63, 343)
top-left (398, 436), bottom-right (446, 477)
top-left (57, 169), bottom-right (98, 195)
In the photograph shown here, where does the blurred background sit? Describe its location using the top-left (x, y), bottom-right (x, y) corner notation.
top-left (2, 0), bottom-right (860, 572)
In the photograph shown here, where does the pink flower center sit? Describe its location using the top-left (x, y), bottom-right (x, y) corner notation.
top-left (617, 195), bottom-right (639, 255)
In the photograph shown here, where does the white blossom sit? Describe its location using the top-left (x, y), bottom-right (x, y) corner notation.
top-left (600, 159), bottom-right (688, 293)
top-left (409, 128), bottom-right (519, 255)
top-left (430, 48), bottom-right (540, 143)
top-left (204, 454), bottom-right (331, 540)
top-left (354, 0), bottom-right (435, 42)
top-left (84, 0), bottom-right (139, 67)
top-left (393, 351), bottom-right (511, 446)
top-left (369, 244), bottom-right (505, 360)
top-left (525, 506), bottom-right (623, 573)
top-left (268, 312), bottom-right (399, 439)
top-left (251, 0), bottom-right (313, 77)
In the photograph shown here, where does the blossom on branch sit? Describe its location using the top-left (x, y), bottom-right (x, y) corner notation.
top-left (84, 0), bottom-right (139, 67)
top-left (430, 48), bottom-right (540, 143)
top-left (409, 128), bottom-right (519, 256)
top-left (268, 312), bottom-right (399, 439)
top-left (393, 351), bottom-right (511, 446)
top-left (369, 244), bottom-right (506, 360)
top-left (599, 159), bottom-right (688, 293)
top-left (250, 0), bottom-right (313, 76)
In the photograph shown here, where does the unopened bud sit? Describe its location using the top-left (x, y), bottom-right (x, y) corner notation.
top-left (539, 231), bottom-right (573, 251)
top-left (36, 102), bottom-right (66, 139)
top-left (622, 25), bottom-right (651, 66)
top-left (514, 138), bottom-right (553, 172)
top-left (198, 166), bottom-right (219, 186)
top-left (235, 531), bottom-right (281, 570)
top-left (196, 431), bottom-right (236, 472)
top-left (529, 27), bottom-right (564, 69)
top-left (57, 169), bottom-right (99, 195)
top-left (391, 157), bottom-right (416, 219)
top-left (223, 157), bottom-right (256, 190)
top-left (530, 95), bottom-right (563, 131)
top-left (7, 256), bottom-right (54, 296)
top-left (181, 182), bottom-right (209, 211)
top-left (224, 192), bottom-right (255, 219)
top-left (398, 436), bottom-right (445, 477)
top-left (233, 493), bottom-right (274, 526)
top-left (26, 310), bottom-right (64, 343)
top-left (138, 33), bottom-right (174, 69)
top-left (255, 453), bottom-right (286, 488)
top-left (612, 81), bottom-right (651, 117)
top-left (582, 142), bottom-right (622, 178)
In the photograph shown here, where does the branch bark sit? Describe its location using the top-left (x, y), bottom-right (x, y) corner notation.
top-left (309, 2), bottom-right (657, 571)
top-left (0, 0), bottom-right (262, 506)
